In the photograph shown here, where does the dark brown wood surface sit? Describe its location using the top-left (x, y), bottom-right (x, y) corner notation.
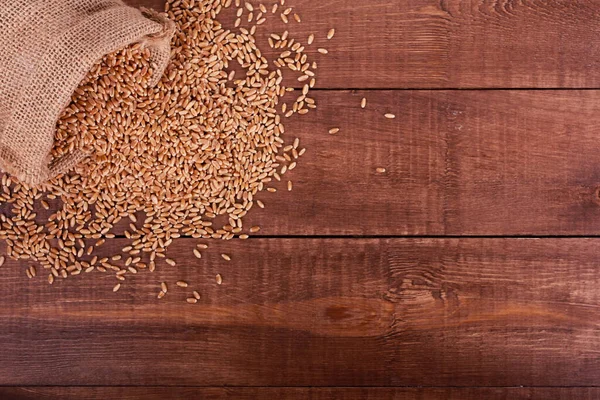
top-left (35, 90), bottom-right (600, 236)
top-left (2, 239), bottom-right (600, 387)
top-left (242, 90), bottom-right (600, 235)
top-left (134, 0), bottom-right (600, 89)
top-left (2, 387), bottom-right (600, 400)
top-left (4, 0), bottom-right (600, 399)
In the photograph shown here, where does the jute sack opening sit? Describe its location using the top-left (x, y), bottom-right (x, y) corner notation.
top-left (0, 0), bottom-right (175, 186)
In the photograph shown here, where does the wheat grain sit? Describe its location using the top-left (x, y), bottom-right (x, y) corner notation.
top-left (0, 0), bottom-right (319, 298)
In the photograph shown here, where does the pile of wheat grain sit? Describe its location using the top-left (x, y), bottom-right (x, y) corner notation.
top-left (0, 0), bottom-right (333, 301)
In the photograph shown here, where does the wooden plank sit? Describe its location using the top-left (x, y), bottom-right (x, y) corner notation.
top-left (240, 90), bottom-right (600, 235)
top-left (2, 387), bottom-right (600, 400)
top-left (128, 0), bottom-right (600, 89)
top-left (13, 90), bottom-right (600, 235)
top-left (2, 238), bottom-right (600, 386)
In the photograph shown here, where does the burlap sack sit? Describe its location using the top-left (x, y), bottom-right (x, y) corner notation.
top-left (0, 0), bottom-right (175, 186)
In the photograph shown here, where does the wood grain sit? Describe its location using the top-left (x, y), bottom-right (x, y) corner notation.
top-left (129, 0), bottom-right (600, 89)
top-left (236, 90), bottom-right (600, 235)
top-left (2, 238), bottom-right (600, 386)
top-left (8, 0), bottom-right (600, 395)
top-left (3, 387), bottom-right (600, 400)
top-left (16, 90), bottom-right (600, 235)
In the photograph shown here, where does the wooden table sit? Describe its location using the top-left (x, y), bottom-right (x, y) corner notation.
top-left (3, 1), bottom-right (600, 398)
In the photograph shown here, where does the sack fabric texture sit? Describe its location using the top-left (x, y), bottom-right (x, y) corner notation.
top-left (0, 0), bottom-right (175, 185)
